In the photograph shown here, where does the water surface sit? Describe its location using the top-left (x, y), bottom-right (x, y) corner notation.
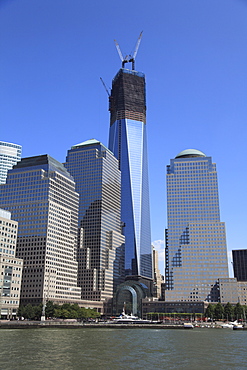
top-left (0, 328), bottom-right (246, 369)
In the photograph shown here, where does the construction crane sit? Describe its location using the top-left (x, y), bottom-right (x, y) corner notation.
top-left (100, 77), bottom-right (114, 112)
top-left (114, 31), bottom-right (143, 70)
top-left (100, 77), bottom-right (110, 97)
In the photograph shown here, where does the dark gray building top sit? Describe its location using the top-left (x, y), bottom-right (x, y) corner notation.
top-left (12, 154), bottom-right (73, 180)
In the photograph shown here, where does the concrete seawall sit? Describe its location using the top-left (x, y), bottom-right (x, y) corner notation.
top-left (0, 321), bottom-right (190, 329)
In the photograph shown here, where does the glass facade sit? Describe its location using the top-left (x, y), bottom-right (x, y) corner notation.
top-left (232, 249), bottom-right (247, 281)
top-left (165, 149), bottom-right (229, 302)
top-left (108, 68), bottom-right (152, 279)
top-left (65, 139), bottom-right (125, 301)
top-left (0, 141), bottom-right (22, 184)
top-left (0, 155), bottom-right (81, 305)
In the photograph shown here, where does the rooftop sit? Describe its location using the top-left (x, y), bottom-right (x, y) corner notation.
top-left (175, 149), bottom-right (206, 159)
top-left (71, 139), bottom-right (113, 155)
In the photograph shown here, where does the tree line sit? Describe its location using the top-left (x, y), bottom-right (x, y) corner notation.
top-left (17, 301), bottom-right (100, 321)
top-left (205, 302), bottom-right (247, 321)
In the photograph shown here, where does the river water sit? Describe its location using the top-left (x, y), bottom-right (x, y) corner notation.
top-left (0, 327), bottom-right (246, 369)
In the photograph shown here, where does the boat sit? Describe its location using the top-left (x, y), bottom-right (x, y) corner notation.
top-left (183, 322), bottom-right (194, 329)
top-left (233, 322), bottom-right (243, 330)
top-left (111, 306), bottom-right (151, 324)
top-left (221, 323), bottom-right (234, 329)
top-left (112, 313), bottom-right (151, 324)
top-left (221, 323), bottom-right (233, 329)
top-left (222, 320), bottom-right (243, 330)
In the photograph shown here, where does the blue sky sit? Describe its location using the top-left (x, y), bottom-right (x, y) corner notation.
top-left (1, 0), bottom-right (247, 275)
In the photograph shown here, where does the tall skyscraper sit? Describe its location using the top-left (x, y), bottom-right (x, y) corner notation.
top-left (0, 155), bottom-right (81, 306)
top-left (0, 209), bottom-right (23, 319)
top-left (0, 141), bottom-right (22, 184)
top-left (165, 149), bottom-right (229, 302)
top-left (232, 249), bottom-right (247, 281)
top-left (108, 68), bottom-right (152, 279)
top-left (65, 139), bottom-right (125, 302)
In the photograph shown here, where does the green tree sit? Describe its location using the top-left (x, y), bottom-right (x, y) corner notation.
top-left (45, 301), bottom-right (55, 318)
top-left (243, 305), bottom-right (247, 321)
top-left (24, 304), bottom-right (35, 320)
top-left (52, 303), bottom-right (100, 320)
top-left (17, 305), bottom-right (25, 318)
top-left (205, 304), bottom-right (215, 319)
top-left (224, 302), bottom-right (234, 321)
top-left (234, 303), bottom-right (243, 321)
top-left (78, 307), bottom-right (89, 320)
top-left (214, 303), bottom-right (224, 320)
top-left (33, 304), bottom-right (43, 320)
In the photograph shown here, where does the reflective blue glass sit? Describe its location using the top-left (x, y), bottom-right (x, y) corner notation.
top-left (109, 118), bottom-right (152, 278)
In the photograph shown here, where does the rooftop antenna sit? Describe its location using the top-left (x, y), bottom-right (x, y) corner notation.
top-left (114, 31), bottom-right (143, 70)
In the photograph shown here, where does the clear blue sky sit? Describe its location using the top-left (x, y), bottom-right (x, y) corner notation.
top-left (1, 0), bottom-right (247, 275)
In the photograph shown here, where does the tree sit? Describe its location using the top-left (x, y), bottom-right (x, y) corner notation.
top-left (214, 303), bottom-right (224, 320)
top-left (17, 305), bottom-right (25, 318)
top-left (45, 301), bottom-right (55, 318)
top-left (234, 303), bottom-right (243, 321)
top-left (243, 305), bottom-right (247, 321)
top-left (33, 304), bottom-right (43, 320)
top-left (205, 304), bottom-right (215, 320)
top-left (224, 302), bottom-right (234, 321)
top-left (24, 304), bottom-right (35, 320)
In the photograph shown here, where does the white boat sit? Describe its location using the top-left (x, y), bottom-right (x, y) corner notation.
top-left (112, 313), bottom-right (151, 324)
top-left (111, 307), bottom-right (151, 324)
top-left (183, 322), bottom-right (194, 329)
top-left (233, 322), bottom-right (243, 330)
top-left (222, 320), bottom-right (243, 330)
top-left (221, 323), bottom-right (234, 329)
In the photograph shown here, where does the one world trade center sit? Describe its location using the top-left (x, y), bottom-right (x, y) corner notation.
top-left (108, 36), bottom-right (153, 279)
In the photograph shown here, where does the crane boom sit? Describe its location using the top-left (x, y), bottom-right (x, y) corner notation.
top-left (114, 39), bottom-right (124, 62)
top-left (100, 77), bottom-right (110, 97)
top-left (132, 31), bottom-right (143, 60)
top-left (114, 32), bottom-right (143, 70)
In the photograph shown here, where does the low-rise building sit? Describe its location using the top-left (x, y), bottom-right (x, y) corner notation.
top-left (142, 298), bottom-right (207, 317)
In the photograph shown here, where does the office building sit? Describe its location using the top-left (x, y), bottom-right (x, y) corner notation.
top-left (218, 278), bottom-right (239, 304)
top-left (0, 155), bottom-right (81, 306)
top-left (0, 141), bottom-right (22, 184)
top-left (152, 246), bottom-right (163, 298)
top-left (0, 209), bottom-right (23, 319)
top-left (237, 281), bottom-right (247, 305)
top-left (218, 278), bottom-right (247, 306)
top-left (232, 249), bottom-right (247, 281)
top-left (108, 67), bottom-right (152, 279)
top-left (165, 149), bottom-right (229, 302)
top-left (65, 139), bottom-right (125, 302)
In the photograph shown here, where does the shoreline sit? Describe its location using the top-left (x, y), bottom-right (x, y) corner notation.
top-left (0, 320), bottom-right (237, 330)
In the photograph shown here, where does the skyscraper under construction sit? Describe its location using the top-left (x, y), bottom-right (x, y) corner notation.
top-left (108, 37), bottom-right (153, 280)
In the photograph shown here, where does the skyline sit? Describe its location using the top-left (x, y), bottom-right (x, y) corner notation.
top-left (1, 0), bottom-right (247, 275)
